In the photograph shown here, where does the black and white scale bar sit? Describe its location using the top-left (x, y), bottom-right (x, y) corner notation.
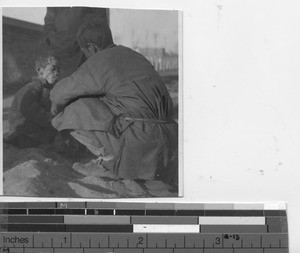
top-left (0, 209), bottom-right (287, 217)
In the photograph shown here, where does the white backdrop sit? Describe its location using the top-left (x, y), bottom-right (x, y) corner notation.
top-left (1, 0), bottom-right (300, 252)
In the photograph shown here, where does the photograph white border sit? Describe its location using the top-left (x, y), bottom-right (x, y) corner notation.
top-left (0, 2), bottom-right (183, 198)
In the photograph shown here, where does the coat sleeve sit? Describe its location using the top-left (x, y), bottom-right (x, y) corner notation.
top-left (20, 88), bottom-right (54, 129)
top-left (50, 61), bottom-right (102, 115)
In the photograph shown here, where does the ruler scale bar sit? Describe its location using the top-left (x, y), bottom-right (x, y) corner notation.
top-left (0, 232), bottom-right (289, 247)
top-left (0, 225), bottom-right (268, 233)
top-left (0, 224), bottom-right (288, 233)
top-left (2, 249), bottom-right (291, 253)
top-left (0, 209), bottom-right (287, 216)
top-left (0, 215), bottom-right (287, 226)
top-left (0, 202), bottom-right (288, 252)
top-left (0, 202), bottom-right (287, 209)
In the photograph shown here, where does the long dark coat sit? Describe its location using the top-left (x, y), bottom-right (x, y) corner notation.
top-left (50, 45), bottom-right (178, 182)
top-left (8, 77), bottom-right (57, 145)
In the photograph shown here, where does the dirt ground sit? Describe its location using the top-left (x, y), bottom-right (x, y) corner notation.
top-left (3, 143), bottom-right (178, 198)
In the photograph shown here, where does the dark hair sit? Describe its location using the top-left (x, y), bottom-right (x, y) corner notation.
top-left (35, 55), bottom-right (58, 71)
top-left (77, 22), bottom-right (114, 50)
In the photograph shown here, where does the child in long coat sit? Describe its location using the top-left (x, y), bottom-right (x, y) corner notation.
top-left (5, 55), bottom-right (60, 148)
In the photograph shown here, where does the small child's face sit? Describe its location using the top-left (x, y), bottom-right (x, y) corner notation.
top-left (38, 63), bottom-right (60, 84)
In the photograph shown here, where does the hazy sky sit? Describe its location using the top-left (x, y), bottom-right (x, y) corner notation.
top-left (2, 7), bottom-right (179, 53)
top-left (2, 7), bottom-right (46, 24)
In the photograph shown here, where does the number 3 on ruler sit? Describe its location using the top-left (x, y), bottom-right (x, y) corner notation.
top-left (215, 237), bottom-right (221, 245)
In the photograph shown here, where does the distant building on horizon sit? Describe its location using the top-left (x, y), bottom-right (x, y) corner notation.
top-left (135, 47), bottom-right (178, 73)
top-left (110, 9), bottom-right (179, 54)
top-left (3, 16), bottom-right (44, 93)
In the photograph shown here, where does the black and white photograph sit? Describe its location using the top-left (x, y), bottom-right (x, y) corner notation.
top-left (2, 6), bottom-right (181, 198)
top-left (3, 0), bottom-right (300, 251)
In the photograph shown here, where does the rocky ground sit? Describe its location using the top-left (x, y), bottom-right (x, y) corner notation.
top-left (3, 143), bottom-right (178, 198)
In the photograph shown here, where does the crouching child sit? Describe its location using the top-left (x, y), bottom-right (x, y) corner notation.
top-left (4, 55), bottom-right (60, 148)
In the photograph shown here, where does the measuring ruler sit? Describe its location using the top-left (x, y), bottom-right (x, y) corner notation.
top-left (0, 202), bottom-right (288, 253)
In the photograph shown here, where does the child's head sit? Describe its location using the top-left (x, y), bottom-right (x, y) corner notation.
top-left (77, 22), bottom-right (114, 58)
top-left (35, 55), bottom-right (60, 84)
